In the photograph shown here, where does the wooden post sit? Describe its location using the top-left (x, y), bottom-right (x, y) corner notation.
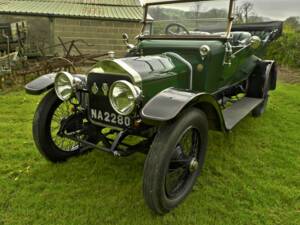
top-left (49, 17), bottom-right (55, 56)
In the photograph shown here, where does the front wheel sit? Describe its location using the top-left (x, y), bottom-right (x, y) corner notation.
top-left (143, 108), bottom-right (208, 214)
top-left (33, 90), bottom-right (101, 162)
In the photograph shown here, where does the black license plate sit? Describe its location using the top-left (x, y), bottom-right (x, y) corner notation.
top-left (89, 108), bottom-right (132, 128)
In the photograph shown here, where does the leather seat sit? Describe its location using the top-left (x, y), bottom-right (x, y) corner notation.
top-left (231, 32), bottom-right (252, 45)
top-left (191, 31), bottom-right (252, 45)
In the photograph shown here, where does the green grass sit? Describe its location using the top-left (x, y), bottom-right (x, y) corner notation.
top-left (0, 83), bottom-right (299, 225)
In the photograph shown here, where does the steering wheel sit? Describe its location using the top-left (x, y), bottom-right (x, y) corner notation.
top-left (165, 23), bottom-right (190, 35)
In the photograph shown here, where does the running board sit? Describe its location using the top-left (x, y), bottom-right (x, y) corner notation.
top-left (222, 97), bottom-right (264, 130)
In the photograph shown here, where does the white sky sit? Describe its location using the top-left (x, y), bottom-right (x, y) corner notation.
top-left (141, 0), bottom-right (300, 20)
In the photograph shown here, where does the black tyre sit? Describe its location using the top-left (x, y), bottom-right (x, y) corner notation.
top-left (143, 108), bottom-right (208, 214)
top-left (247, 63), bottom-right (271, 117)
top-left (252, 94), bottom-right (269, 117)
top-left (33, 89), bottom-right (100, 162)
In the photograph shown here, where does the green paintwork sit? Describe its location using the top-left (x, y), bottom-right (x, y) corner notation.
top-left (83, 0), bottom-right (277, 130)
top-left (92, 37), bottom-right (262, 104)
top-left (122, 55), bottom-right (190, 101)
top-left (92, 54), bottom-right (190, 102)
top-left (137, 39), bottom-right (258, 94)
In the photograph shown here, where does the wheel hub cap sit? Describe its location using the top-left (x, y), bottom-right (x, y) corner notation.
top-left (189, 158), bottom-right (199, 172)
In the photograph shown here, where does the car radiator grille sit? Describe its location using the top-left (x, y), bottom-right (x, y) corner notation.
top-left (87, 73), bottom-right (133, 129)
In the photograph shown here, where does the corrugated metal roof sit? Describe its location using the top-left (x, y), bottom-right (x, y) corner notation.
top-left (0, 0), bottom-right (143, 21)
top-left (10, 0), bottom-right (142, 6)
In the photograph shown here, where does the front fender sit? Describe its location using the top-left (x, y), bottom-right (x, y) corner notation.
top-left (25, 73), bottom-right (56, 95)
top-left (264, 60), bottom-right (277, 90)
top-left (141, 88), bottom-right (225, 131)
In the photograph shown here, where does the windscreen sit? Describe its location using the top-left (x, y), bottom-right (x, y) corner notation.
top-left (143, 0), bottom-right (230, 36)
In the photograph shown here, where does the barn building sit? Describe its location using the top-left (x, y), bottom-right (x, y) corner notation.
top-left (0, 0), bottom-right (143, 57)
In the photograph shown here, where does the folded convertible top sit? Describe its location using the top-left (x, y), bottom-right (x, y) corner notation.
top-left (232, 21), bottom-right (283, 40)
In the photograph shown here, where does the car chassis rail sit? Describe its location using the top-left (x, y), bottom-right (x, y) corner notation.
top-left (60, 126), bottom-right (153, 157)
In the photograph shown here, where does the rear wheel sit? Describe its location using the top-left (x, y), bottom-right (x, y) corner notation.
top-left (252, 94), bottom-right (269, 117)
top-left (33, 90), bottom-right (101, 162)
top-left (143, 108), bottom-right (208, 214)
top-left (247, 63), bottom-right (271, 117)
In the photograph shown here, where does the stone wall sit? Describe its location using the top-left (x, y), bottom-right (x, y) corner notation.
top-left (53, 18), bottom-right (142, 57)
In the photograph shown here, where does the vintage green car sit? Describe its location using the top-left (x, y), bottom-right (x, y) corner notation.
top-left (25, 0), bottom-right (282, 214)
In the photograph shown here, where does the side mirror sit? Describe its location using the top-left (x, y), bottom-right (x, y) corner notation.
top-left (250, 36), bottom-right (262, 49)
top-left (122, 33), bottom-right (135, 50)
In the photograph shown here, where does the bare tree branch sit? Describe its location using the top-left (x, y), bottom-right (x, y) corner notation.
top-left (235, 1), bottom-right (254, 23)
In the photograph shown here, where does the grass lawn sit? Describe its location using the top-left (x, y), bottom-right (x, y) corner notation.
top-left (0, 83), bottom-right (299, 225)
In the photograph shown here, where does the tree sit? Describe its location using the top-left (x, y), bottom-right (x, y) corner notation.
top-left (191, 2), bottom-right (203, 27)
top-left (235, 1), bottom-right (255, 23)
top-left (285, 17), bottom-right (300, 30)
